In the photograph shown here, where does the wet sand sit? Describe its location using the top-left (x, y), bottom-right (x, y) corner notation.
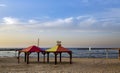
top-left (0, 57), bottom-right (120, 73)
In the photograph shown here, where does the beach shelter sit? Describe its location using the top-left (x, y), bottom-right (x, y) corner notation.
top-left (46, 41), bottom-right (72, 64)
top-left (18, 45), bottom-right (45, 64)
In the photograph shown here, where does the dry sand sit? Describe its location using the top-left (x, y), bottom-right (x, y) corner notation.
top-left (0, 57), bottom-right (120, 73)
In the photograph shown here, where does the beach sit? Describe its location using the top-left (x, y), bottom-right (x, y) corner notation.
top-left (0, 57), bottom-right (120, 73)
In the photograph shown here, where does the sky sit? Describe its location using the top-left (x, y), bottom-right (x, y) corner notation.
top-left (0, 0), bottom-right (120, 48)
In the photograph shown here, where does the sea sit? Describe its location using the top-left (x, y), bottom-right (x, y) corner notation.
top-left (0, 48), bottom-right (119, 58)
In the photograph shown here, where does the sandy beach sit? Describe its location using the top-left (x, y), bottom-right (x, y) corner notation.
top-left (0, 57), bottom-right (120, 73)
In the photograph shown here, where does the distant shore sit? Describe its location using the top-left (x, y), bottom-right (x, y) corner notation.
top-left (0, 48), bottom-right (22, 51)
top-left (0, 57), bottom-right (120, 73)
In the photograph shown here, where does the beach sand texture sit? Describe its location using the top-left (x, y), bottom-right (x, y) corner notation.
top-left (0, 57), bottom-right (120, 73)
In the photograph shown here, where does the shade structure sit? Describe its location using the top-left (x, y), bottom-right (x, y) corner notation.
top-left (18, 45), bottom-right (45, 64)
top-left (46, 44), bottom-right (72, 64)
top-left (46, 45), bottom-right (71, 53)
top-left (20, 45), bottom-right (44, 52)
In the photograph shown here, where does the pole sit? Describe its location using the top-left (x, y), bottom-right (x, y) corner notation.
top-left (43, 53), bottom-right (45, 63)
top-left (37, 38), bottom-right (39, 47)
top-left (24, 52), bottom-right (27, 62)
top-left (70, 52), bottom-right (72, 64)
top-left (55, 53), bottom-right (57, 65)
top-left (18, 51), bottom-right (20, 63)
top-left (47, 52), bottom-right (49, 63)
top-left (38, 52), bottom-right (40, 62)
top-left (27, 53), bottom-right (29, 64)
top-left (60, 53), bottom-right (62, 63)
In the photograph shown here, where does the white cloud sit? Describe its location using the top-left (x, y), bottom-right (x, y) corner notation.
top-left (28, 19), bottom-right (38, 24)
top-left (0, 17), bottom-right (24, 31)
top-left (43, 17), bottom-right (73, 28)
top-left (78, 17), bottom-right (96, 26)
top-left (93, 8), bottom-right (120, 32)
top-left (64, 17), bottom-right (73, 23)
top-left (2, 17), bottom-right (19, 25)
top-left (104, 8), bottom-right (120, 18)
top-left (0, 12), bottom-right (120, 33)
top-left (0, 4), bottom-right (7, 7)
top-left (44, 19), bottom-right (64, 27)
top-left (77, 16), bottom-right (87, 20)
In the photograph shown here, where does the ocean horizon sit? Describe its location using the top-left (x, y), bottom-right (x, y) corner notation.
top-left (0, 48), bottom-right (118, 58)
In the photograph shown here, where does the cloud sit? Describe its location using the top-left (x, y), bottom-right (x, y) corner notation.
top-left (93, 8), bottom-right (120, 32)
top-left (2, 17), bottom-right (19, 25)
top-left (28, 19), bottom-right (38, 24)
top-left (43, 17), bottom-right (73, 28)
top-left (103, 8), bottom-right (120, 18)
top-left (0, 4), bottom-right (7, 7)
top-left (78, 17), bottom-right (96, 26)
top-left (0, 9), bottom-right (120, 33)
top-left (0, 17), bottom-right (24, 31)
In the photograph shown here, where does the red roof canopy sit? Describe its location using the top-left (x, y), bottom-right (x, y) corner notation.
top-left (57, 46), bottom-right (71, 52)
top-left (20, 45), bottom-right (44, 52)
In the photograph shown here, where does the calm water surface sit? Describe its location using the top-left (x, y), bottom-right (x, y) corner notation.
top-left (0, 48), bottom-right (119, 58)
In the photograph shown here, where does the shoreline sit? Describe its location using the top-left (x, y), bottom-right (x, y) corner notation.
top-left (0, 57), bottom-right (120, 73)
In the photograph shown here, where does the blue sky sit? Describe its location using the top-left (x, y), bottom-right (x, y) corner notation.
top-left (0, 0), bottom-right (120, 48)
